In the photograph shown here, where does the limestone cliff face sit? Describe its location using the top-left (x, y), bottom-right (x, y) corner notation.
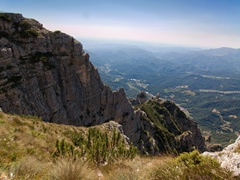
top-left (0, 13), bottom-right (139, 142)
top-left (0, 13), bottom-right (205, 154)
top-left (203, 136), bottom-right (240, 177)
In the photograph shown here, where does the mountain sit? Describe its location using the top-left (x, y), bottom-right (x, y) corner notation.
top-left (0, 13), bottom-right (205, 154)
top-left (87, 43), bottom-right (240, 146)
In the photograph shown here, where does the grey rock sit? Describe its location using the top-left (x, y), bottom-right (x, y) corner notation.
top-left (203, 136), bottom-right (240, 176)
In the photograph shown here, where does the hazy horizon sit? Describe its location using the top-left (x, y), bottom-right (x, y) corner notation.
top-left (2, 0), bottom-right (240, 48)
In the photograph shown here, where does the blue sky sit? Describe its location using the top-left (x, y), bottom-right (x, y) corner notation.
top-left (2, 0), bottom-right (240, 48)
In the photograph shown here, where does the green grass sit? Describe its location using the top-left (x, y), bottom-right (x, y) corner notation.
top-left (0, 112), bottom-right (137, 170)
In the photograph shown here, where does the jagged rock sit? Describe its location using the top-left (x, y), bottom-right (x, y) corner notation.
top-left (136, 91), bottom-right (147, 104)
top-left (176, 131), bottom-right (194, 152)
top-left (203, 136), bottom-right (240, 176)
top-left (207, 144), bottom-right (223, 152)
top-left (101, 121), bottom-right (130, 143)
top-left (129, 97), bottom-right (140, 106)
top-left (0, 13), bottom-right (206, 154)
top-left (136, 100), bottom-right (206, 154)
top-left (0, 12), bottom-right (139, 146)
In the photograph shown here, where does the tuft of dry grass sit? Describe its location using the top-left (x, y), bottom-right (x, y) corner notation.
top-left (49, 158), bottom-right (96, 180)
top-left (102, 155), bottom-right (174, 180)
top-left (9, 156), bottom-right (47, 179)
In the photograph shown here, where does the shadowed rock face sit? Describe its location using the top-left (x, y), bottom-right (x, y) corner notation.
top-left (0, 13), bottom-right (206, 154)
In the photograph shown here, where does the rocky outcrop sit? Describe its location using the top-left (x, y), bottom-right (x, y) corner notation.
top-left (203, 136), bottom-right (240, 176)
top-left (0, 12), bottom-right (139, 145)
top-left (0, 13), bottom-right (205, 154)
top-left (135, 99), bottom-right (206, 154)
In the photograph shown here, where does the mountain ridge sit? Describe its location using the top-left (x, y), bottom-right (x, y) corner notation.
top-left (0, 12), bottom-right (206, 154)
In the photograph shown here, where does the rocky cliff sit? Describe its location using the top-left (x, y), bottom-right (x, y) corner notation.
top-left (134, 99), bottom-right (206, 154)
top-left (203, 136), bottom-right (240, 177)
top-left (0, 13), bottom-right (206, 154)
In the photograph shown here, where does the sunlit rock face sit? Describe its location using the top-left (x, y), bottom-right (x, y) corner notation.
top-left (203, 136), bottom-right (240, 176)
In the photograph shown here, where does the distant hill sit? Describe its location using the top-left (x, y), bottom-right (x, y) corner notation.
top-left (88, 44), bottom-right (240, 146)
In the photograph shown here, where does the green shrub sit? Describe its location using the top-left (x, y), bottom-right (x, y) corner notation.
top-left (53, 30), bottom-right (61, 34)
top-left (19, 21), bottom-right (31, 29)
top-left (12, 21), bottom-right (39, 38)
top-left (53, 128), bottom-right (138, 165)
top-left (18, 29), bottom-right (39, 38)
top-left (30, 52), bottom-right (55, 70)
top-left (53, 139), bottom-right (75, 158)
top-left (0, 13), bottom-right (13, 22)
top-left (86, 128), bottom-right (138, 164)
top-left (150, 150), bottom-right (234, 180)
top-left (24, 29), bottom-right (39, 37)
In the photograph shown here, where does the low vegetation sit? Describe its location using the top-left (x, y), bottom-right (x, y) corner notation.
top-left (0, 13), bottom-right (13, 22)
top-left (16, 20), bottom-right (39, 38)
top-left (30, 52), bottom-right (56, 70)
top-left (0, 112), bottom-right (238, 179)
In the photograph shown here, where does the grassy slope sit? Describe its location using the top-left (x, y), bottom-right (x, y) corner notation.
top-left (0, 112), bottom-right (86, 164)
top-left (0, 112), bottom-right (238, 179)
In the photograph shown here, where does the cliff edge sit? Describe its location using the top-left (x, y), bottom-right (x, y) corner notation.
top-left (0, 13), bottom-right (206, 154)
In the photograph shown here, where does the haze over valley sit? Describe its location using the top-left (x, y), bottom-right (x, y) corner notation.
top-left (85, 42), bottom-right (240, 146)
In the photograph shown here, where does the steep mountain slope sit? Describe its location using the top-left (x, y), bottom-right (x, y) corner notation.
top-left (0, 13), bottom-right (205, 153)
top-left (134, 99), bottom-right (205, 153)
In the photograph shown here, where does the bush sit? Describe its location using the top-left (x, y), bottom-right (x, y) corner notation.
top-left (30, 52), bottom-right (55, 70)
top-left (149, 150), bottom-right (234, 180)
top-left (53, 128), bottom-right (138, 165)
top-left (13, 21), bottom-right (39, 38)
top-left (0, 13), bottom-right (13, 22)
top-left (24, 29), bottom-right (39, 37)
top-left (19, 21), bottom-right (31, 29)
top-left (53, 30), bottom-right (61, 34)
